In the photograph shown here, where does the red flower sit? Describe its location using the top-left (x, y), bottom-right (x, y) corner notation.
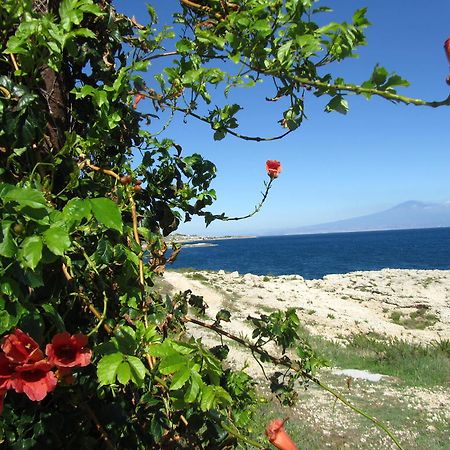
top-left (133, 92), bottom-right (146, 109)
top-left (266, 160), bottom-right (282, 179)
top-left (1, 329), bottom-right (44, 364)
top-left (0, 389), bottom-right (6, 414)
top-left (0, 352), bottom-right (16, 390)
top-left (12, 360), bottom-right (57, 401)
top-left (444, 38), bottom-right (450, 63)
top-left (46, 332), bottom-right (91, 368)
top-left (266, 418), bottom-right (298, 450)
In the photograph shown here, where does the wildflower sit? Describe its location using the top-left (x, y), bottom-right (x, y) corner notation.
top-left (266, 418), bottom-right (298, 450)
top-left (46, 332), bottom-right (91, 368)
top-left (266, 160), bottom-right (282, 179)
top-left (1, 329), bottom-right (44, 364)
top-left (444, 38), bottom-right (450, 63)
top-left (133, 92), bottom-right (146, 109)
top-left (12, 360), bottom-right (57, 401)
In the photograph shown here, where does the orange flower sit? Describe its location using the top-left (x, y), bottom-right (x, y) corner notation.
top-left (266, 160), bottom-right (282, 179)
top-left (266, 418), bottom-right (298, 450)
top-left (133, 92), bottom-right (146, 109)
top-left (444, 38), bottom-right (450, 64)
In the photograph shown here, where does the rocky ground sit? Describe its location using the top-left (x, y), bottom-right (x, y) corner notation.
top-left (162, 268), bottom-right (450, 449)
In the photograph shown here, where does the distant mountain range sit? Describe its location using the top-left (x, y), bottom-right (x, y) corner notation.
top-left (281, 201), bottom-right (450, 235)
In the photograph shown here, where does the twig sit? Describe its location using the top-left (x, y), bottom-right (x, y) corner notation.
top-left (61, 263), bottom-right (73, 281)
top-left (10, 54), bottom-right (19, 71)
top-left (174, 106), bottom-right (293, 141)
top-left (82, 403), bottom-right (117, 450)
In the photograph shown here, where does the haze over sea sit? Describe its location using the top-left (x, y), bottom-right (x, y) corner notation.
top-left (170, 228), bottom-right (450, 279)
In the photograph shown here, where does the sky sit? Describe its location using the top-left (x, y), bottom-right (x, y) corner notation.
top-left (116, 1), bottom-right (450, 236)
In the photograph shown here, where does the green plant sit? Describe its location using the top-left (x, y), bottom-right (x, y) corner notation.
top-left (0, 1), bottom-right (448, 449)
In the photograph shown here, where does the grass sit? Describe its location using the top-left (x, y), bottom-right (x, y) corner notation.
top-left (390, 308), bottom-right (439, 329)
top-left (248, 386), bottom-right (450, 450)
top-left (303, 331), bottom-right (450, 387)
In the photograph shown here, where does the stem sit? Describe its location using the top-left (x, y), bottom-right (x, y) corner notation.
top-left (185, 316), bottom-right (405, 450)
top-left (198, 178), bottom-right (275, 225)
top-left (79, 291), bottom-right (112, 335)
top-left (220, 421), bottom-right (265, 449)
top-left (87, 290), bottom-right (108, 336)
top-left (128, 192), bottom-right (145, 287)
top-left (82, 160), bottom-right (120, 180)
top-left (221, 178), bottom-right (274, 221)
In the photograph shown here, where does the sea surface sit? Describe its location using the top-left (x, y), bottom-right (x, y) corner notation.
top-left (169, 228), bottom-right (450, 279)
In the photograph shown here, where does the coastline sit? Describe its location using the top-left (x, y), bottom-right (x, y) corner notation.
top-left (163, 267), bottom-right (450, 345)
top-left (166, 234), bottom-right (258, 244)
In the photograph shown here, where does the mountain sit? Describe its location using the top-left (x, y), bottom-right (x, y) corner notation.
top-left (282, 201), bottom-right (450, 235)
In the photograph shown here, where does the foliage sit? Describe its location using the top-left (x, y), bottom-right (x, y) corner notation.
top-left (0, 0), bottom-right (447, 448)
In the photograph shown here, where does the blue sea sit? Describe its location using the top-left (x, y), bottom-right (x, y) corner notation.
top-left (169, 228), bottom-right (450, 279)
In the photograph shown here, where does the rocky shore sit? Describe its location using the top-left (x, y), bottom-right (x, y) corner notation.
top-left (164, 268), bottom-right (450, 345)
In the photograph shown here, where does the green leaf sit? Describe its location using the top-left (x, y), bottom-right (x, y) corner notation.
top-left (184, 372), bottom-right (202, 403)
top-left (63, 197), bottom-right (91, 223)
top-left (127, 355), bottom-right (146, 386)
top-left (159, 354), bottom-right (187, 375)
top-left (97, 352), bottom-right (123, 385)
top-left (90, 198), bottom-right (123, 232)
top-left (93, 237), bottom-right (113, 265)
top-left (325, 95), bottom-right (349, 114)
top-left (116, 361), bottom-right (131, 385)
top-left (200, 385), bottom-right (215, 411)
top-left (216, 309), bottom-right (231, 323)
top-left (170, 368), bottom-right (191, 391)
top-left (3, 187), bottom-right (47, 209)
top-left (18, 236), bottom-right (43, 270)
top-left (59, 0), bottom-right (84, 31)
top-left (0, 221), bottom-right (17, 258)
top-left (43, 226), bottom-right (71, 256)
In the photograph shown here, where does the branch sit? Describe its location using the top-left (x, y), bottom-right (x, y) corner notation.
top-left (268, 71), bottom-right (450, 108)
top-left (184, 316), bottom-right (405, 450)
top-left (174, 106), bottom-right (293, 141)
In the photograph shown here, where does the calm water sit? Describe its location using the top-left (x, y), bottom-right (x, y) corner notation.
top-left (169, 228), bottom-right (450, 279)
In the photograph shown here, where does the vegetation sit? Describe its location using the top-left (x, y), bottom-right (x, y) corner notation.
top-left (0, 1), bottom-right (448, 448)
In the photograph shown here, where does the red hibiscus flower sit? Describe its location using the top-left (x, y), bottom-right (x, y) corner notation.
top-left (266, 418), bottom-right (298, 450)
top-left (46, 332), bottom-right (91, 368)
top-left (1, 329), bottom-right (44, 364)
top-left (266, 160), bottom-right (282, 179)
top-left (444, 38), bottom-right (450, 63)
top-left (12, 360), bottom-right (57, 401)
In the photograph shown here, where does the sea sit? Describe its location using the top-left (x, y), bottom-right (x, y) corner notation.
top-left (169, 227), bottom-right (450, 279)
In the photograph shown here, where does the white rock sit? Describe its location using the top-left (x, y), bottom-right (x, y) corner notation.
top-left (332, 368), bottom-right (385, 382)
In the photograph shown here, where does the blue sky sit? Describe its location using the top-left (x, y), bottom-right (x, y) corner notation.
top-left (117, 1), bottom-right (450, 235)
